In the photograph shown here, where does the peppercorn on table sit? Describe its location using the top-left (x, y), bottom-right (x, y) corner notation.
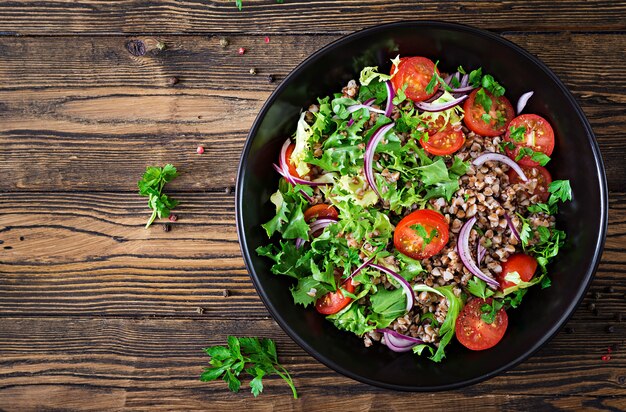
top-left (0, 1), bottom-right (625, 410)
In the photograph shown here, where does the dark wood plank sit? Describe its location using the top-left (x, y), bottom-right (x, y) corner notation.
top-left (0, 1), bottom-right (624, 35)
top-left (0, 317), bottom-right (624, 411)
top-left (0, 192), bottom-right (624, 318)
top-left (0, 33), bottom-right (624, 192)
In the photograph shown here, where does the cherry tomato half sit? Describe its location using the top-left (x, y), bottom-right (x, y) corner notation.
top-left (393, 209), bottom-right (449, 260)
top-left (463, 89), bottom-right (515, 137)
top-left (455, 298), bottom-right (508, 351)
top-left (507, 165), bottom-right (553, 202)
top-left (315, 279), bottom-right (356, 315)
top-left (284, 143), bottom-right (300, 177)
top-left (391, 56), bottom-right (439, 102)
top-left (504, 114), bottom-right (555, 167)
top-left (304, 204), bottom-right (339, 223)
top-left (420, 127), bottom-right (466, 156)
top-left (497, 253), bottom-right (538, 290)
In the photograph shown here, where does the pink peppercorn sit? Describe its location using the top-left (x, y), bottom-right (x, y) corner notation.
top-left (264, 36), bottom-right (270, 44)
top-left (238, 47), bottom-right (245, 55)
top-left (602, 355), bottom-right (611, 361)
top-left (197, 146), bottom-right (204, 154)
top-left (169, 214), bottom-right (178, 222)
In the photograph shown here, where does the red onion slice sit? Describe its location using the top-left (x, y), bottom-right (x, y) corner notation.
top-left (516, 91), bottom-right (534, 114)
top-left (347, 104), bottom-right (385, 114)
top-left (472, 152), bottom-right (528, 182)
top-left (363, 98), bottom-right (376, 106)
top-left (278, 139), bottom-right (328, 187)
top-left (424, 90), bottom-right (444, 103)
top-left (363, 122), bottom-right (395, 199)
top-left (477, 241), bottom-right (487, 265)
top-left (384, 80), bottom-right (395, 118)
top-left (375, 328), bottom-right (424, 352)
top-left (367, 263), bottom-right (415, 313)
top-left (460, 73), bottom-right (469, 88)
top-left (296, 217), bottom-right (338, 249)
top-left (415, 94), bottom-right (468, 113)
top-left (457, 217), bottom-right (500, 289)
top-left (504, 213), bottom-right (522, 243)
top-left (347, 255), bottom-right (376, 280)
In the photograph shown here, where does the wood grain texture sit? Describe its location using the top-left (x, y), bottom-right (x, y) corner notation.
top-left (0, 0), bottom-right (625, 35)
top-left (1, 192), bottom-right (624, 318)
top-left (0, 317), bottom-right (624, 411)
top-left (0, 33), bottom-right (625, 192)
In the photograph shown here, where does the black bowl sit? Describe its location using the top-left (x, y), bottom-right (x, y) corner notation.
top-left (236, 21), bottom-right (608, 391)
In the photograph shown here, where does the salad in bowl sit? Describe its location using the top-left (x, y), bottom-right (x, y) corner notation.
top-left (256, 54), bottom-right (572, 362)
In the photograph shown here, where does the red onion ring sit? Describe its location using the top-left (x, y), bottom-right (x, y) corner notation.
top-left (278, 139), bottom-right (327, 187)
top-left (504, 213), bottom-right (522, 243)
top-left (457, 217), bottom-right (500, 289)
top-left (367, 263), bottom-right (415, 313)
top-left (472, 152), bottom-right (528, 182)
top-left (460, 73), bottom-right (469, 87)
top-left (347, 104), bottom-right (385, 114)
top-left (295, 217), bottom-right (338, 249)
top-left (347, 255), bottom-right (376, 280)
top-left (363, 98), bottom-right (376, 106)
top-left (363, 122), bottom-right (395, 199)
top-left (477, 240), bottom-right (487, 265)
top-left (375, 328), bottom-right (424, 352)
top-left (516, 91), bottom-right (534, 114)
top-left (415, 94), bottom-right (468, 113)
top-left (384, 80), bottom-right (395, 118)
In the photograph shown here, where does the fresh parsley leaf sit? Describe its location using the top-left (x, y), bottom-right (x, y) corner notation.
top-left (467, 277), bottom-right (495, 299)
top-left (540, 276), bottom-right (552, 289)
top-left (137, 164), bottom-right (179, 228)
top-left (475, 88), bottom-right (492, 113)
top-left (517, 214), bottom-right (533, 248)
top-left (509, 125), bottom-right (526, 142)
top-left (548, 180), bottom-right (572, 204)
top-left (515, 147), bottom-right (551, 166)
top-left (201, 336), bottom-right (298, 399)
top-left (481, 113), bottom-right (492, 123)
top-left (457, 65), bottom-right (467, 75)
top-left (481, 74), bottom-right (505, 97)
top-left (425, 69), bottom-right (438, 95)
top-left (503, 289), bottom-right (527, 308)
top-left (410, 223), bottom-right (438, 248)
top-left (527, 203), bottom-right (554, 215)
top-left (468, 67), bottom-right (483, 87)
top-left (234, 0), bottom-right (243, 10)
top-left (480, 300), bottom-right (504, 324)
top-left (428, 285), bottom-right (463, 362)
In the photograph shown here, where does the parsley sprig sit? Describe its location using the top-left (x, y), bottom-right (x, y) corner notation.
top-left (201, 336), bottom-right (298, 398)
top-left (410, 223), bottom-right (439, 249)
top-left (138, 164), bottom-right (179, 228)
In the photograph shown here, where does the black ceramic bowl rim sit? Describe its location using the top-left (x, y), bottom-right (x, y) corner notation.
top-left (236, 21), bottom-right (608, 391)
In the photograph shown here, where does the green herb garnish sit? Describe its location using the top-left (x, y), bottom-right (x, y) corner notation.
top-left (201, 336), bottom-right (298, 398)
top-left (410, 223), bottom-right (439, 248)
top-left (515, 147), bottom-right (551, 166)
top-left (138, 164), bottom-right (179, 228)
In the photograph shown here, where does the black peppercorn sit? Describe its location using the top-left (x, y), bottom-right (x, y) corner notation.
top-left (588, 303), bottom-right (596, 311)
top-left (223, 289), bottom-right (230, 297)
top-left (162, 224), bottom-right (171, 232)
top-left (267, 74), bottom-right (275, 83)
top-left (594, 291), bottom-right (601, 300)
top-left (605, 286), bottom-right (615, 293)
top-left (606, 325), bottom-right (615, 333)
top-left (19, 236), bottom-right (24, 241)
top-left (167, 76), bottom-right (179, 86)
top-left (564, 327), bottom-right (574, 334)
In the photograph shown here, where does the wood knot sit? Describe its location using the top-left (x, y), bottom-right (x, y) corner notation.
top-left (126, 40), bottom-right (146, 56)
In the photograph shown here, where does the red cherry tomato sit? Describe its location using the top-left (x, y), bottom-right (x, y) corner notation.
top-left (390, 56), bottom-right (439, 102)
top-left (420, 127), bottom-right (466, 156)
top-left (393, 209), bottom-right (449, 260)
top-left (315, 279), bottom-right (356, 315)
top-left (507, 165), bottom-right (553, 202)
top-left (455, 298), bottom-right (508, 351)
top-left (284, 143), bottom-right (300, 177)
top-left (463, 89), bottom-right (515, 137)
top-left (504, 114), bottom-right (555, 167)
top-left (497, 253), bottom-right (538, 290)
top-left (303, 204), bottom-right (339, 223)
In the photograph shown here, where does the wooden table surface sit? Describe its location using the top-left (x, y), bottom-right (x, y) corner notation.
top-left (0, 1), bottom-right (625, 410)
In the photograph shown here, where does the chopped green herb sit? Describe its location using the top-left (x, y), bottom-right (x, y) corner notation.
top-left (467, 277), bottom-right (496, 300)
top-left (548, 180), bottom-right (572, 204)
top-left (481, 113), bottom-right (492, 124)
top-left (515, 147), bottom-right (551, 166)
top-left (481, 74), bottom-right (505, 97)
top-left (138, 164), bottom-right (179, 228)
top-left (468, 67), bottom-right (483, 87)
top-left (509, 125), bottom-right (526, 142)
top-left (475, 88), bottom-right (492, 113)
top-left (410, 223), bottom-right (439, 248)
top-left (201, 336), bottom-right (298, 398)
top-left (480, 300), bottom-right (504, 324)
